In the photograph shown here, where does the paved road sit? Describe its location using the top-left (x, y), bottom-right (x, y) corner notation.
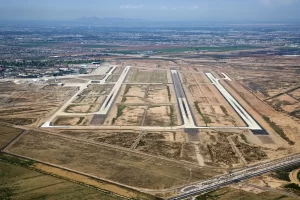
top-left (169, 154), bottom-right (300, 200)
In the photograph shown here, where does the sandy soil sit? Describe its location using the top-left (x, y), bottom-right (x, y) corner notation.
top-left (226, 79), bottom-right (300, 154)
top-left (145, 106), bottom-right (174, 126)
top-left (8, 131), bottom-right (224, 190)
top-left (65, 104), bottom-right (101, 113)
top-left (147, 85), bottom-right (170, 104)
top-left (115, 106), bottom-right (146, 126)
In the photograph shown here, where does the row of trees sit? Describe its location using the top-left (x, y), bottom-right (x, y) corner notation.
top-left (0, 59), bottom-right (104, 68)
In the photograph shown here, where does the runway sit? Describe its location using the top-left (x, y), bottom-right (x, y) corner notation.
top-left (205, 73), bottom-right (262, 131)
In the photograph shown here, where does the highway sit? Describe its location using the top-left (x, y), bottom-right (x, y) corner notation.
top-left (205, 73), bottom-right (262, 131)
top-left (169, 154), bottom-right (300, 200)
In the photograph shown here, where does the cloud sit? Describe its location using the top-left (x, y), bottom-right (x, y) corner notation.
top-left (259, 0), bottom-right (299, 5)
top-left (190, 5), bottom-right (199, 10)
top-left (120, 4), bottom-right (143, 9)
top-left (159, 5), bottom-right (199, 11)
top-left (160, 6), bottom-right (168, 10)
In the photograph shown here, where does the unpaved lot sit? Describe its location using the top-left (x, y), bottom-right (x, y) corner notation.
top-left (8, 131), bottom-right (224, 190)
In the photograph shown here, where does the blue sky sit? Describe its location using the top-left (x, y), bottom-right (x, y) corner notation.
top-left (1, 0), bottom-right (300, 21)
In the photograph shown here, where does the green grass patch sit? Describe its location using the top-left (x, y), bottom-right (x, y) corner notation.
top-left (262, 115), bottom-right (294, 145)
top-left (220, 105), bottom-right (228, 115)
top-left (240, 134), bottom-right (249, 143)
top-left (0, 125), bottom-right (23, 149)
top-left (194, 101), bottom-right (212, 126)
top-left (63, 59), bottom-right (104, 65)
top-left (284, 183), bottom-right (300, 191)
top-left (112, 105), bottom-right (126, 125)
top-left (273, 165), bottom-right (300, 181)
top-left (7, 41), bottom-right (60, 47)
top-left (76, 117), bottom-right (85, 125)
top-left (78, 44), bottom-right (122, 48)
top-left (0, 156), bottom-right (128, 200)
top-left (107, 46), bottom-right (263, 55)
top-left (0, 153), bottom-right (34, 167)
top-left (157, 46), bottom-right (262, 53)
top-left (124, 85), bottom-right (131, 95)
top-left (121, 97), bottom-right (127, 103)
top-left (169, 106), bottom-right (175, 126)
top-left (167, 86), bottom-right (171, 102)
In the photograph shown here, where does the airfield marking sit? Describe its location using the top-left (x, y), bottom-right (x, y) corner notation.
top-left (205, 73), bottom-right (262, 131)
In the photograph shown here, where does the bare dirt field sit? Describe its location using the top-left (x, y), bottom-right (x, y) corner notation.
top-left (52, 116), bottom-right (92, 126)
top-left (7, 131), bottom-right (224, 190)
top-left (122, 84), bottom-right (174, 105)
top-left (144, 106), bottom-right (178, 126)
top-left (289, 88), bottom-right (300, 101)
top-left (267, 94), bottom-right (300, 113)
top-left (65, 104), bottom-right (101, 113)
top-left (225, 78), bottom-right (300, 153)
top-left (126, 69), bottom-right (168, 83)
top-left (0, 125), bottom-right (22, 149)
top-left (58, 131), bottom-right (139, 148)
top-left (48, 78), bottom-right (89, 84)
top-left (136, 132), bottom-right (197, 163)
top-left (205, 132), bottom-right (240, 168)
top-left (0, 82), bottom-right (77, 126)
top-left (195, 130), bottom-right (269, 168)
top-left (122, 84), bottom-right (147, 103)
top-left (72, 84), bottom-right (113, 104)
top-left (181, 72), bottom-right (210, 84)
top-left (146, 85), bottom-right (172, 104)
top-left (126, 68), bottom-right (153, 83)
top-left (232, 135), bottom-right (268, 163)
top-left (182, 72), bottom-right (245, 127)
top-left (112, 105), bottom-right (146, 126)
top-left (108, 104), bottom-right (179, 126)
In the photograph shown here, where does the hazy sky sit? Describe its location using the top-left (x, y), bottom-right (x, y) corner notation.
top-left (1, 0), bottom-right (300, 22)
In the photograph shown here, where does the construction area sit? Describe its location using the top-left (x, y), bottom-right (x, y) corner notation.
top-left (1, 57), bottom-right (300, 199)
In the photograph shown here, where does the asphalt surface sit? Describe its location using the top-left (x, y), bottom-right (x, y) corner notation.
top-left (169, 154), bottom-right (300, 200)
top-left (171, 70), bottom-right (196, 128)
top-left (205, 73), bottom-right (262, 131)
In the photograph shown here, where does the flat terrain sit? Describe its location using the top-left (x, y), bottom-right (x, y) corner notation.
top-left (195, 187), bottom-right (298, 200)
top-left (0, 158), bottom-right (125, 200)
top-left (0, 83), bottom-right (77, 126)
top-left (0, 125), bottom-right (22, 149)
top-left (181, 71), bottom-right (245, 127)
top-left (125, 69), bottom-right (168, 83)
top-left (58, 130), bottom-right (139, 148)
top-left (7, 131), bottom-right (223, 190)
top-left (1, 56), bottom-right (300, 199)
